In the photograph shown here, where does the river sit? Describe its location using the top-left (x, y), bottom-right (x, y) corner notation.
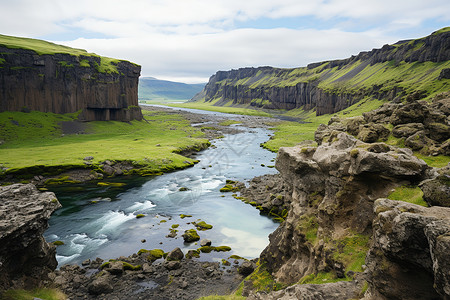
top-left (44, 106), bottom-right (280, 266)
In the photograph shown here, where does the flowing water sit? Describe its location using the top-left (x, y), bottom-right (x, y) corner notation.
top-left (44, 107), bottom-right (280, 266)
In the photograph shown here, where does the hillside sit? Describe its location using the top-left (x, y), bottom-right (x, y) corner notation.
top-left (0, 34), bottom-right (142, 121)
top-left (192, 27), bottom-right (450, 115)
top-left (139, 77), bottom-right (205, 101)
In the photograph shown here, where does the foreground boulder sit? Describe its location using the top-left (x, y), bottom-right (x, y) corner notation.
top-left (0, 184), bottom-right (61, 290)
top-left (365, 199), bottom-right (450, 299)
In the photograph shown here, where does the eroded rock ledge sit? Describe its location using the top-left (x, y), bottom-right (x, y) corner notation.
top-left (245, 128), bottom-right (449, 298)
top-left (0, 184), bottom-right (61, 291)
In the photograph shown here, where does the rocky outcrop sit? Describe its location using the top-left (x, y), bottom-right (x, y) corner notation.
top-left (259, 132), bottom-right (429, 285)
top-left (324, 97), bottom-right (450, 156)
top-left (0, 44), bottom-right (142, 121)
top-left (0, 184), bottom-right (61, 291)
top-left (364, 199), bottom-right (450, 299)
top-left (193, 28), bottom-right (449, 116)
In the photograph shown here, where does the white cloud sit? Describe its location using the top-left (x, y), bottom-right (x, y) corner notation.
top-left (0, 0), bottom-right (449, 82)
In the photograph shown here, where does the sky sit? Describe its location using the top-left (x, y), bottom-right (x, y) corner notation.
top-left (0, 0), bottom-right (449, 83)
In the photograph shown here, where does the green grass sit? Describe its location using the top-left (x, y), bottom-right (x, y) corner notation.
top-left (0, 288), bottom-right (66, 300)
top-left (332, 233), bottom-right (370, 272)
top-left (0, 109), bottom-right (208, 175)
top-left (197, 296), bottom-right (245, 300)
top-left (387, 185), bottom-right (428, 207)
top-left (299, 271), bottom-right (350, 285)
top-left (413, 153), bottom-right (450, 168)
top-left (0, 34), bottom-right (137, 74)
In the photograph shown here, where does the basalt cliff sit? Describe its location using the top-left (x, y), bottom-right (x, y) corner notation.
top-left (242, 98), bottom-right (450, 299)
top-left (0, 34), bottom-right (142, 121)
top-left (192, 28), bottom-right (450, 115)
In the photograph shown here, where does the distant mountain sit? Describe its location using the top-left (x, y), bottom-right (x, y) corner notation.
top-left (138, 77), bottom-right (206, 101)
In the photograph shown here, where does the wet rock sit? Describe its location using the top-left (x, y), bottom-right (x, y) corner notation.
top-left (88, 275), bottom-right (113, 295)
top-left (200, 239), bottom-right (212, 247)
top-left (182, 229), bottom-right (200, 242)
top-left (106, 261), bottom-right (124, 275)
top-left (166, 247), bottom-right (184, 261)
top-left (238, 261), bottom-right (256, 276)
top-left (165, 261), bottom-right (181, 270)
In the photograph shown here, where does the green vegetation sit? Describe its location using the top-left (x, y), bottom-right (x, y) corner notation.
top-left (137, 249), bottom-right (165, 262)
top-left (296, 214), bottom-right (319, 244)
top-left (183, 229), bottom-right (200, 242)
top-left (180, 214), bottom-right (192, 219)
top-left (235, 263), bottom-right (284, 295)
top-left (0, 34), bottom-right (135, 74)
top-left (387, 185), bottom-right (428, 207)
top-left (136, 214), bottom-right (145, 218)
top-left (0, 110), bottom-right (208, 177)
top-left (198, 246), bottom-right (231, 253)
top-left (52, 240), bottom-right (65, 246)
top-left (414, 153), bottom-right (450, 168)
top-left (332, 233), bottom-right (370, 273)
top-left (196, 296), bottom-right (245, 300)
top-left (0, 288), bottom-right (66, 300)
top-left (193, 221), bottom-right (213, 230)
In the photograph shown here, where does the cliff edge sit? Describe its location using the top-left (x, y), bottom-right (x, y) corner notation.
top-left (192, 28), bottom-right (450, 116)
top-left (0, 34), bottom-right (142, 121)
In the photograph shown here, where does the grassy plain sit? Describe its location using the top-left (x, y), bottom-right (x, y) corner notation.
top-left (0, 109), bottom-right (208, 176)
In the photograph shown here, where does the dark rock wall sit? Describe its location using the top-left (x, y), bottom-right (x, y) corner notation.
top-left (195, 30), bottom-right (449, 115)
top-left (0, 47), bottom-right (142, 121)
top-left (0, 184), bottom-right (61, 291)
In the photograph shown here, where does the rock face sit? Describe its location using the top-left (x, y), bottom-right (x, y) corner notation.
top-left (0, 184), bottom-right (61, 291)
top-left (259, 132), bottom-right (429, 284)
top-left (193, 29), bottom-right (449, 115)
top-left (0, 45), bottom-right (142, 121)
top-left (365, 199), bottom-right (450, 299)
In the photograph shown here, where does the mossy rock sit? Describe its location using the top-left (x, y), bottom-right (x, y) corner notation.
top-left (178, 187), bottom-right (190, 191)
top-left (180, 214), bottom-right (192, 219)
top-left (97, 182), bottom-right (126, 187)
top-left (182, 229), bottom-right (200, 243)
top-left (122, 261), bottom-right (142, 271)
top-left (138, 249), bottom-right (165, 262)
top-left (185, 249), bottom-right (200, 259)
top-left (193, 221), bottom-right (213, 230)
top-left (220, 184), bottom-right (240, 192)
top-left (136, 214), bottom-right (145, 218)
top-left (52, 240), bottom-right (65, 246)
top-left (198, 246), bottom-right (232, 253)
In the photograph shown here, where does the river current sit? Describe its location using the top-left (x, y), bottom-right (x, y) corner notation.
top-left (44, 107), bottom-right (279, 266)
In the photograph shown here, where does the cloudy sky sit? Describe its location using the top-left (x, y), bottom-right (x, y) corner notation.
top-left (1, 0), bottom-right (449, 83)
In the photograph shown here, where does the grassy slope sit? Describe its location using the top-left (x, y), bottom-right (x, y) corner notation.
top-left (194, 28), bottom-right (449, 108)
top-left (0, 110), bottom-right (207, 174)
top-left (0, 34), bottom-right (137, 74)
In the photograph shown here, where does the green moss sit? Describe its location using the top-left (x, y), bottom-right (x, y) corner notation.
top-left (296, 214), bottom-right (319, 244)
top-left (198, 246), bottom-right (231, 253)
top-left (219, 120), bottom-right (241, 126)
top-left (185, 249), bottom-right (200, 259)
top-left (79, 59), bottom-right (90, 67)
top-left (183, 229), bottom-right (200, 242)
top-left (137, 249), bottom-right (165, 261)
top-left (332, 233), bottom-right (370, 273)
top-left (136, 214), bottom-right (145, 218)
top-left (229, 255), bottom-right (245, 260)
top-left (236, 263), bottom-right (284, 295)
top-left (58, 61), bottom-right (73, 67)
top-left (197, 295), bottom-right (246, 300)
top-left (171, 224), bottom-right (179, 228)
top-left (194, 221), bottom-right (213, 230)
top-left (387, 185), bottom-right (428, 207)
top-left (1, 288), bottom-right (67, 300)
top-left (122, 261), bottom-right (142, 271)
top-left (220, 184), bottom-right (240, 192)
top-left (52, 240), bottom-right (64, 246)
top-left (97, 182), bottom-right (126, 187)
top-left (180, 214), bottom-right (193, 219)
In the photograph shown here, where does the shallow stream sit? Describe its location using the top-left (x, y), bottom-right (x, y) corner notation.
top-left (44, 107), bottom-right (279, 266)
